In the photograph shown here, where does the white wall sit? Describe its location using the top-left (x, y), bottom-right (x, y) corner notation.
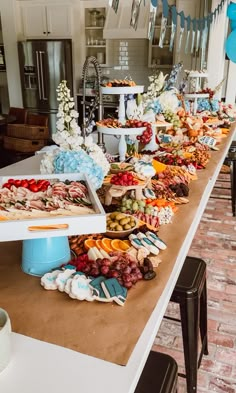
top-left (0, 0), bottom-right (23, 108)
top-left (207, 0), bottom-right (228, 99)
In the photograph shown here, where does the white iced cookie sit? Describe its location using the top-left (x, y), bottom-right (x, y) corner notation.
top-left (56, 268), bottom-right (76, 292)
top-left (64, 277), bottom-right (74, 295)
top-left (69, 275), bottom-right (94, 302)
top-left (41, 270), bottom-right (62, 290)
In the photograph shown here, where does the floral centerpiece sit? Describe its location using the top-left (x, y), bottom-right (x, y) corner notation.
top-left (40, 80), bottom-right (110, 189)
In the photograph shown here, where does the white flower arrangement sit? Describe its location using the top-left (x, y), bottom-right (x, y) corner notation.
top-left (142, 72), bottom-right (168, 109)
top-left (40, 80), bottom-right (110, 178)
top-left (52, 80), bottom-right (81, 149)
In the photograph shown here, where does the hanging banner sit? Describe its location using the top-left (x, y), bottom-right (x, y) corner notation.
top-left (190, 19), bottom-right (197, 53)
top-left (185, 16), bottom-right (191, 54)
top-left (130, 0), bottom-right (142, 30)
top-left (109, 0), bottom-right (120, 13)
top-left (169, 6), bottom-right (177, 51)
top-left (195, 19), bottom-right (202, 53)
top-left (159, 0), bottom-right (169, 48)
top-left (200, 18), bottom-right (208, 50)
top-left (148, 4), bottom-right (157, 41)
top-left (177, 11), bottom-right (185, 52)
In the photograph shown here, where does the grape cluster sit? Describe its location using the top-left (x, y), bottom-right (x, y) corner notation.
top-left (71, 256), bottom-right (143, 289)
top-left (137, 123), bottom-right (153, 144)
top-left (200, 88), bottom-right (215, 99)
top-left (163, 110), bottom-right (181, 131)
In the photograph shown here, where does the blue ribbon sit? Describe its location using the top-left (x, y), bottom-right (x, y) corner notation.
top-left (186, 15), bottom-right (191, 31)
top-left (151, 0), bottom-right (158, 6)
top-left (171, 5), bottom-right (177, 24)
top-left (192, 19), bottom-right (197, 32)
top-left (179, 11), bottom-right (185, 29)
top-left (162, 0), bottom-right (169, 18)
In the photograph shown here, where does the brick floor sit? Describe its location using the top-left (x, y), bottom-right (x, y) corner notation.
top-left (152, 173), bottom-right (236, 393)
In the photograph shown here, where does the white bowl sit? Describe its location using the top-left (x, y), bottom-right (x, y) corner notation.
top-left (105, 213), bottom-right (138, 239)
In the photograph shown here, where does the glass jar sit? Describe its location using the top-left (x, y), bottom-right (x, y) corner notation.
top-left (89, 9), bottom-right (100, 27)
top-left (98, 15), bottom-right (105, 27)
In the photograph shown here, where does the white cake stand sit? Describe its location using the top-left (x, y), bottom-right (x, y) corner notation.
top-left (97, 126), bottom-right (145, 161)
top-left (143, 122), bottom-right (172, 152)
top-left (99, 86), bottom-right (145, 160)
top-left (184, 93), bottom-right (210, 115)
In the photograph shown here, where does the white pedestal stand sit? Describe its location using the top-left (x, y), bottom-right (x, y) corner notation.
top-left (184, 72), bottom-right (209, 115)
top-left (99, 86), bottom-right (144, 160)
top-left (143, 122), bottom-right (172, 152)
top-left (97, 126), bottom-right (145, 161)
top-left (184, 93), bottom-right (210, 115)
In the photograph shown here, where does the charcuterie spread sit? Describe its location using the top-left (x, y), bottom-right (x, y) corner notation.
top-left (0, 178), bottom-right (95, 220)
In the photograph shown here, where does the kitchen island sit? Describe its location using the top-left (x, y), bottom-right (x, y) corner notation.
top-left (0, 125), bottom-right (235, 393)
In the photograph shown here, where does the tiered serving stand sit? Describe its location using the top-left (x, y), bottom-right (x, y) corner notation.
top-left (97, 85), bottom-right (145, 161)
top-left (184, 72), bottom-right (209, 115)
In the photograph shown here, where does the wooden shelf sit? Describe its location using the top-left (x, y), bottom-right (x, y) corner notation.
top-left (86, 45), bottom-right (106, 48)
top-left (85, 26), bottom-right (104, 30)
top-left (149, 65), bottom-right (173, 69)
top-left (151, 45), bottom-right (170, 48)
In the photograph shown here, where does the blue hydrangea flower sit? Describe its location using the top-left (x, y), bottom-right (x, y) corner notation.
top-left (210, 99), bottom-right (220, 112)
top-left (53, 150), bottom-right (104, 190)
top-left (197, 99), bottom-right (211, 112)
top-left (147, 99), bottom-right (162, 114)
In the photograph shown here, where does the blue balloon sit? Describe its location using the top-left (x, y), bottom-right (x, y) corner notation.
top-left (226, 30), bottom-right (236, 63)
top-left (231, 19), bottom-right (236, 29)
top-left (227, 2), bottom-right (236, 21)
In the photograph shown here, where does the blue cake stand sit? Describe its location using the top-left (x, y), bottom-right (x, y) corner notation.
top-left (22, 236), bottom-right (71, 277)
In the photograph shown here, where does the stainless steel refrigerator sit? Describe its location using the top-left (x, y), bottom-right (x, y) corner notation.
top-left (18, 39), bottom-right (73, 136)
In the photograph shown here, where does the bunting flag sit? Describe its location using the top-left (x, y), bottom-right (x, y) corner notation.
top-left (185, 16), bottom-right (191, 54)
top-left (177, 11), bottom-right (185, 52)
top-left (109, 0), bottom-right (120, 13)
top-left (169, 6), bottom-right (177, 51)
top-left (148, 3), bottom-right (158, 41)
top-left (108, 0), bottom-right (227, 44)
top-left (158, 0), bottom-right (169, 48)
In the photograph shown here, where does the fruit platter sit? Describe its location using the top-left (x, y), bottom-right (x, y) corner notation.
top-left (0, 173), bottom-right (106, 241)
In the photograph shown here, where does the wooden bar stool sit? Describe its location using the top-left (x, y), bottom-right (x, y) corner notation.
top-left (135, 351), bottom-right (178, 393)
top-left (165, 256), bottom-right (208, 393)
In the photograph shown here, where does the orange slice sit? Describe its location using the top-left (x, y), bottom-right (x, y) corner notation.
top-left (101, 238), bottom-right (113, 252)
top-left (123, 240), bottom-right (131, 248)
top-left (111, 239), bottom-right (130, 252)
top-left (95, 239), bottom-right (103, 249)
top-left (118, 240), bottom-right (130, 251)
top-left (84, 239), bottom-right (97, 251)
top-left (152, 160), bottom-right (167, 173)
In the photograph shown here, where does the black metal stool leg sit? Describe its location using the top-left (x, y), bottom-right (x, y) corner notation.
top-left (179, 296), bottom-right (199, 393)
top-left (231, 160), bottom-right (236, 217)
top-left (200, 280), bottom-right (209, 358)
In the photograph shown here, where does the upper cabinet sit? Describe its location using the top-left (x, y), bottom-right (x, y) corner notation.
top-left (21, 3), bottom-right (72, 38)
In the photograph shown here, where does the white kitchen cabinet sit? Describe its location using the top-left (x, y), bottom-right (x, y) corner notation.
top-left (21, 4), bottom-right (72, 38)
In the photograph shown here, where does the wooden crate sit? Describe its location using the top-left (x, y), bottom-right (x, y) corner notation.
top-left (7, 124), bottom-right (49, 140)
top-left (3, 136), bottom-right (46, 153)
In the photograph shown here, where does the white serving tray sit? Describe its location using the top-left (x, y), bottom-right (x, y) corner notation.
top-left (0, 173), bottom-right (106, 242)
